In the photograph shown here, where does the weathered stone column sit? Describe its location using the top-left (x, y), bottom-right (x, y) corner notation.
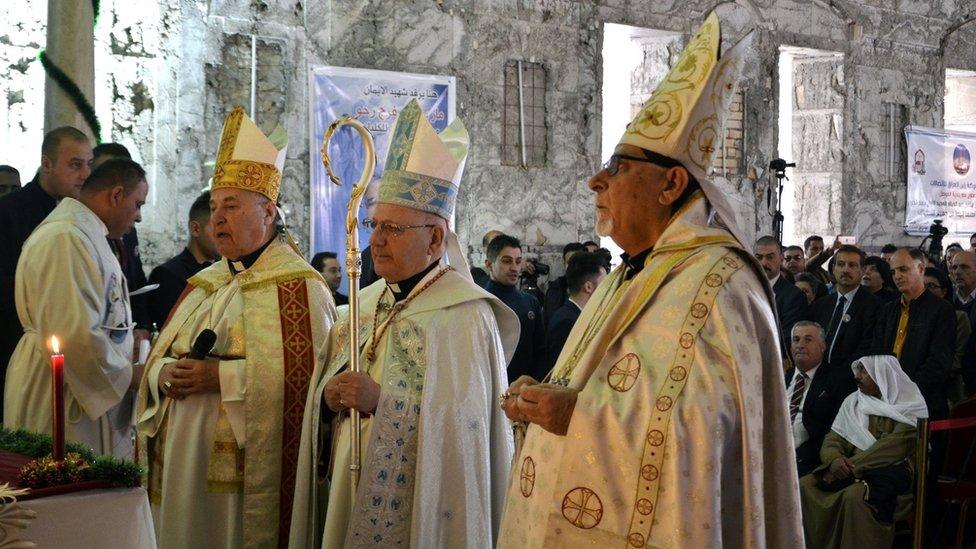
top-left (43, 0), bottom-right (95, 138)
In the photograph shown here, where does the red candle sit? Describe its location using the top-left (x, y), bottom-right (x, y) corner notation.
top-left (49, 336), bottom-right (65, 462)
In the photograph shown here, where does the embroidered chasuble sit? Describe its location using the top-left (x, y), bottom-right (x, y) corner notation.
top-left (497, 196), bottom-right (803, 548)
top-left (289, 265), bottom-right (520, 549)
top-left (137, 239), bottom-right (335, 548)
top-left (5, 198), bottom-right (136, 458)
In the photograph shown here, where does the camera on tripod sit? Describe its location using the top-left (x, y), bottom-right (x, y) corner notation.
top-left (767, 158), bottom-right (796, 244)
top-left (924, 219), bottom-right (949, 260)
top-left (769, 158), bottom-right (796, 179)
top-left (929, 219), bottom-right (949, 239)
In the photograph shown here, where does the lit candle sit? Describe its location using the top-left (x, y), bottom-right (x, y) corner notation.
top-left (49, 336), bottom-right (65, 462)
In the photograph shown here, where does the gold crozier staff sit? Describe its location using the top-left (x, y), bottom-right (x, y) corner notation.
top-left (321, 117), bottom-right (375, 495)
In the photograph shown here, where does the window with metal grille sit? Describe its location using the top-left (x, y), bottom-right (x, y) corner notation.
top-left (502, 60), bottom-right (547, 167)
top-left (884, 101), bottom-right (907, 182)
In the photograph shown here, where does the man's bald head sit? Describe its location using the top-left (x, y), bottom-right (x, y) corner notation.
top-left (950, 250), bottom-right (976, 295)
top-left (890, 248), bottom-right (926, 299)
top-left (39, 126), bottom-right (92, 199)
top-left (41, 126), bottom-right (89, 161)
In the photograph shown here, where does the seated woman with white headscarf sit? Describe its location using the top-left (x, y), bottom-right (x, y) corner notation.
top-left (799, 355), bottom-right (929, 549)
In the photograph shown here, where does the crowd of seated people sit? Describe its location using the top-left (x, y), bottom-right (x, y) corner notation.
top-left (757, 234), bottom-right (976, 548)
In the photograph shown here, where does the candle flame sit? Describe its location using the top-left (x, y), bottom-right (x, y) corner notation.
top-left (50, 336), bottom-right (60, 354)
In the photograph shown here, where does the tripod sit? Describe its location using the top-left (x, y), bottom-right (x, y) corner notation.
top-left (768, 158), bottom-right (795, 243)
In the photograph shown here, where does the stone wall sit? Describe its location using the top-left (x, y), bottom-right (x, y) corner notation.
top-left (2, 0), bottom-right (975, 273)
top-left (791, 53), bottom-right (844, 240)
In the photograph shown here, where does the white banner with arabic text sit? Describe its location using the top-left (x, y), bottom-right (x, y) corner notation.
top-left (905, 125), bottom-right (976, 235)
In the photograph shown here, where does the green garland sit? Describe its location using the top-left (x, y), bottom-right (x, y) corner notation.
top-left (37, 50), bottom-right (102, 142)
top-left (0, 428), bottom-right (142, 488)
top-left (35, 0), bottom-right (102, 140)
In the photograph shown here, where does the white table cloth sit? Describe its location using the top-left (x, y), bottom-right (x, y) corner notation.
top-left (0, 487), bottom-right (155, 548)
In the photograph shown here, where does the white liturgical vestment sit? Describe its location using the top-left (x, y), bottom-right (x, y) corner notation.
top-left (5, 198), bottom-right (135, 458)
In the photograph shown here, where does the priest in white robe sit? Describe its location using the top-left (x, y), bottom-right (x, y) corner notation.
top-left (497, 13), bottom-right (803, 548)
top-left (5, 158), bottom-right (148, 458)
top-left (289, 99), bottom-right (519, 548)
top-left (136, 107), bottom-right (335, 548)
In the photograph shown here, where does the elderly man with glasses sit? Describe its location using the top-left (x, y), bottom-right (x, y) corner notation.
top-left (290, 100), bottom-right (520, 548)
top-left (496, 13), bottom-right (802, 548)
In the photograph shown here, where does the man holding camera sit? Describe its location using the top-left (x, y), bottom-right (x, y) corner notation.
top-left (486, 234), bottom-right (547, 382)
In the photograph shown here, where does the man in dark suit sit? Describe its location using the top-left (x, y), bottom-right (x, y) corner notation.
top-left (544, 251), bottom-right (607, 372)
top-left (0, 127), bottom-right (92, 421)
top-left (949, 250), bottom-right (976, 395)
top-left (755, 235), bottom-right (808, 356)
top-left (875, 248), bottom-right (956, 418)
top-left (543, 242), bottom-right (586, 322)
top-left (950, 250), bottom-right (976, 315)
top-left (787, 321), bottom-right (851, 476)
top-left (808, 245), bottom-right (881, 392)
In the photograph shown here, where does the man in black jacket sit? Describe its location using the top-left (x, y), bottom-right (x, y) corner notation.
top-left (543, 251), bottom-right (606, 373)
top-left (875, 248), bottom-right (956, 418)
top-left (542, 242), bottom-right (586, 322)
top-left (808, 245), bottom-right (881, 390)
top-left (0, 127), bottom-right (92, 420)
top-left (485, 234), bottom-right (546, 382)
top-left (755, 235), bottom-right (807, 356)
top-left (787, 321), bottom-right (851, 476)
top-left (0, 166), bottom-right (20, 196)
top-left (147, 192), bottom-right (219, 328)
top-left (311, 251), bottom-right (348, 306)
top-left (949, 250), bottom-right (976, 396)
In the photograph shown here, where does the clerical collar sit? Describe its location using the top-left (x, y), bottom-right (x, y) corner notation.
top-left (227, 236), bottom-right (275, 275)
top-left (620, 247), bottom-right (653, 281)
top-left (387, 260), bottom-right (440, 301)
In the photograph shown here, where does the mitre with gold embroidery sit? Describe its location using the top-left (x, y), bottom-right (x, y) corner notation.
top-left (619, 11), bottom-right (754, 245)
top-left (377, 99), bottom-right (468, 220)
top-left (212, 106), bottom-right (288, 203)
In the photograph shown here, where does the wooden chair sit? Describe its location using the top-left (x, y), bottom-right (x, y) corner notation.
top-left (913, 397), bottom-right (976, 549)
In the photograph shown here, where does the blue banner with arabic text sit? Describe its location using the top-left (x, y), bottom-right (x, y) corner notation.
top-left (308, 66), bottom-right (455, 292)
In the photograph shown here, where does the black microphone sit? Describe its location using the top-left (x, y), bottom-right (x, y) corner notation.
top-left (187, 329), bottom-right (217, 360)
